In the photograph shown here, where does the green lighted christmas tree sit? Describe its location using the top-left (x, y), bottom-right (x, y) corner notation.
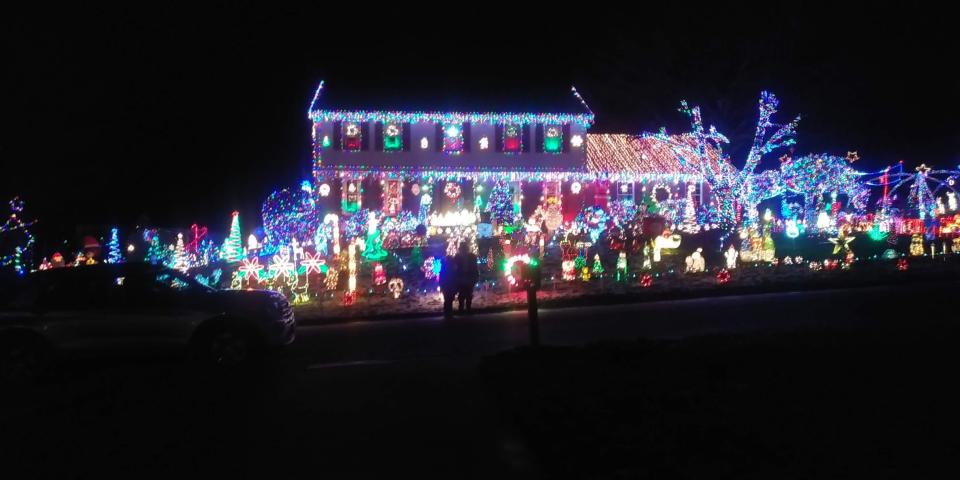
top-left (145, 234), bottom-right (165, 265)
top-left (591, 254), bottom-right (604, 276)
top-left (222, 211), bottom-right (243, 263)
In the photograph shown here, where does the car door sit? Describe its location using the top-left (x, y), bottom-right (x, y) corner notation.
top-left (36, 269), bottom-right (131, 350)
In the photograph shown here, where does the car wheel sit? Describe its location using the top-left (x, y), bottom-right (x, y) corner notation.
top-left (0, 335), bottom-right (48, 383)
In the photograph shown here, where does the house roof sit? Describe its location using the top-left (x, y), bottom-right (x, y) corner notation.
top-left (585, 133), bottom-right (724, 178)
top-left (308, 81), bottom-right (594, 126)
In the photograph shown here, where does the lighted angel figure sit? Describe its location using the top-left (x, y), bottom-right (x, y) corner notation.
top-left (724, 244), bottom-right (738, 269)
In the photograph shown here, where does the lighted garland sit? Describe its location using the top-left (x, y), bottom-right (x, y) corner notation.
top-left (310, 110), bottom-right (594, 128)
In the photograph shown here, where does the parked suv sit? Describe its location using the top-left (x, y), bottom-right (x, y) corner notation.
top-left (0, 263), bottom-right (295, 380)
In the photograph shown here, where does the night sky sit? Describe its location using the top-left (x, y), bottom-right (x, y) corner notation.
top-left (3, 5), bottom-right (957, 251)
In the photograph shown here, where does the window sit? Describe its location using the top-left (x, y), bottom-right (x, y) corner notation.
top-left (342, 122), bottom-right (362, 151)
top-left (442, 122), bottom-right (463, 154)
top-left (383, 122), bottom-right (402, 151)
top-left (543, 124), bottom-right (563, 153)
top-left (502, 123), bottom-right (522, 153)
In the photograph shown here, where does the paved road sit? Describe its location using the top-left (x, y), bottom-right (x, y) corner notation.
top-left (1, 282), bottom-right (948, 478)
top-left (294, 282), bottom-right (908, 368)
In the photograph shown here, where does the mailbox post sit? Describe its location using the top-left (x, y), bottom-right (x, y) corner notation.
top-left (520, 259), bottom-right (542, 347)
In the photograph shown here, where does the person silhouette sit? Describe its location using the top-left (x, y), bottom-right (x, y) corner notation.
top-left (439, 252), bottom-right (459, 318)
top-left (454, 242), bottom-right (479, 314)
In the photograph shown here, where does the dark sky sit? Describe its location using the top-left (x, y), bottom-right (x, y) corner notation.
top-left (3, 5), bottom-right (958, 247)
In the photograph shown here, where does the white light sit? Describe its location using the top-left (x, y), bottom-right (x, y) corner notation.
top-left (319, 183), bottom-right (331, 197)
top-left (570, 134), bottom-right (583, 148)
top-left (570, 182), bottom-right (582, 194)
top-left (479, 137), bottom-right (489, 150)
top-left (247, 234), bottom-right (260, 250)
top-left (420, 137), bottom-right (429, 149)
top-left (620, 184), bottom-right (629, 194)
top-left (126, 244), bottom-right (135, 253)
top-left (345, 123), bottom-right (360, 136)
top-left (445, 126), bottom-right (460, 138)
top-left (786, 220), bottom-right (800, 239)
top-left (817, 211), bottom-right (831, 229)
top-left (385, 124), bottom-right (400, 136)
top-left (427, 209), bottom-right (477, 227)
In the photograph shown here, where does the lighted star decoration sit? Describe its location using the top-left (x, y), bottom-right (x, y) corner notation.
top-left (300, 251), bottom-right (325, 274)
top-left (269, 251), bottom-right (296, 278)
top-left (846, 151), bottom-right (860, 163)
top-left (829, 234), bottom-right (855, 255)
top-left (239, 257), bottom-right (263, 279)
top-left (916, 163), bottom-right (931, 175)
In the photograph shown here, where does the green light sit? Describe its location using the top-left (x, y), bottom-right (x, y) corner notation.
top-left (384, 135), bottom-right (401, 151)
top-left (544, 136), bottom-right (562, 153)
top-left (321, 136), bottom-right (332, 148)
top-left (868, 224), bottom-right (888, 241)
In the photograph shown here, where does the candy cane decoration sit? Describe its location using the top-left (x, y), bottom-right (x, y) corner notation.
top-left (324, 213), bottom-right (340, 255)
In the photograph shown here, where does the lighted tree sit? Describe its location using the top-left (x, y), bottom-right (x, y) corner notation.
top-left (679, 91), bottom-right (800, 228)
top-left (222, 211), bottom-right (243, 263)
top-left (172, 233), bottom-right (189, 272)
top-left (106, 228), bottom-right (122, 264)
top-left (1, 197), bottom-right (36, 274)
top-left (679, 185), bottom-right (700, 234)
top-left (591, 254), bottom-right (604, 276)
top-left (145, 234), bottom-right (166, 265)
top-left (781, 154), bottom-right (869, 226)
top-left (486, 180), bottom-right (516, 225)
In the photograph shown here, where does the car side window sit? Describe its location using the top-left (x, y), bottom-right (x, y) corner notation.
top-left (118, 269), bottom-right (195, 306)
top-left (155, 272), bottom-right (192, 291)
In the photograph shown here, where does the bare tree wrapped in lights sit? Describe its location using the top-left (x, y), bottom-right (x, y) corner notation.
top-left (1, 197), bottom-right (36, 274)
top-left (678, 91), bottom-right (800, 228)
